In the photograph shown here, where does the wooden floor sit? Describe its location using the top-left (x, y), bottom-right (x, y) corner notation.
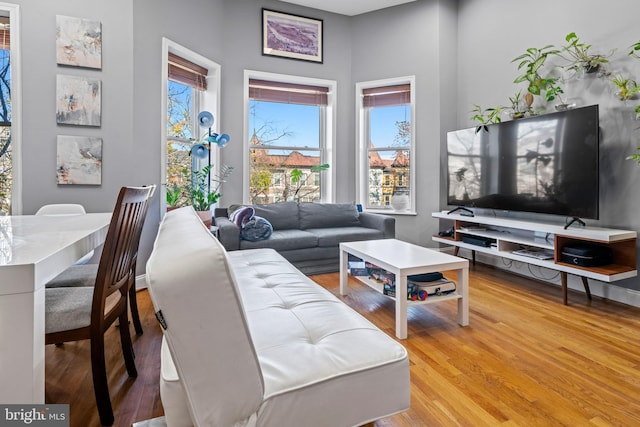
top-left (46, 263), bottom-right (640, 426)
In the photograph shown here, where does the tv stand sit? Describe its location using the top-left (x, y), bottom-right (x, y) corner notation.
top-left (432, 211), bottom-right (637, 305)
top-left (447, 206), bottom-right (474, 217)
top-left (564, 217), bottom-right (586, 230)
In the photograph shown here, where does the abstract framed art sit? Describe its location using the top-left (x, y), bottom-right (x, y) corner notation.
top-left (56, 135), bottom-right (102, 185)
top-left (262, 9), bottom-right (323, 63)
top-left (55, 15), bottom-right (102, 69)
top-left (56, 74), bottom-right (101, 126)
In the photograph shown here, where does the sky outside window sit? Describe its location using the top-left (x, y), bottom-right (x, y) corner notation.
top-left (249, 100), bottom-right (320, 150)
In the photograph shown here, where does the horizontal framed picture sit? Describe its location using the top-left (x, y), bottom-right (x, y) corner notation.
top-left (262, 8), bottom-right (323, 63)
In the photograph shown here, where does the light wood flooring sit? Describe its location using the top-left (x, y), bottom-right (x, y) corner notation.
top-left (45, 263), bottom-right (640, 426)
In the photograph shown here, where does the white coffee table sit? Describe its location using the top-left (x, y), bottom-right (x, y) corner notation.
top-left (340, 239), bottom-right (469, 339)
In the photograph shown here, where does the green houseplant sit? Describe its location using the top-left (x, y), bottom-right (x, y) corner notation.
top-left (560, 32), bottom-right (612, 75)
top-left (512, 45), bottom-right (564, 103)
top-left (470, 104), bottom-right (502, 133)
top-left (172, 164), bottom-right (234, 224)
top-left (610, 75), bottom-right (640, 101)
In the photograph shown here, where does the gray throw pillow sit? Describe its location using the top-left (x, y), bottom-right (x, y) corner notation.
top-left (253, 201), bottom-right (299, 230)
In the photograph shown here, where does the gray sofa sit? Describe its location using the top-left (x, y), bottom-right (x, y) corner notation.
top-left (214, 202), bottom-right (395, 275)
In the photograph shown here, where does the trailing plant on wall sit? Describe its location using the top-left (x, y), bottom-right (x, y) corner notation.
top-left (560, 32), bottom-right (613, 76)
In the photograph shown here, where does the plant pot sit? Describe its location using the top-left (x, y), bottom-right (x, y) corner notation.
top-left (390, 193), bottom-right (409, 211)
top-left (584, 63), bottom-right (600, 74)
top-left (196, 210), bottom-right (212, 227)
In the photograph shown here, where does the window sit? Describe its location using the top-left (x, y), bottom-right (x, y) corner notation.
top-left (162, 39), bottom-right (221, 212)
top-left (245, 71), bottom-right (335, 204)
top-left (356, 77), bottom-right (415, 213)
top-left (0, 16), bottom-right (11, 215)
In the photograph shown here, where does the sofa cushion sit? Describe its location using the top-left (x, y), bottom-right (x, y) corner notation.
top-left (299, 202), bottom-right (360, 229)
top-left (306, 226), bottom-right (384, 247)
top-left (253, 202), bottom-right (299, 230)
top-left (239, 229), bottom-right (317, 251)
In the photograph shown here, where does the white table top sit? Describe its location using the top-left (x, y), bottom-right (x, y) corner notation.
top-left (340, 239), bottom-right (468, 272)
top-left (0, 212), bottom-right (112, 294)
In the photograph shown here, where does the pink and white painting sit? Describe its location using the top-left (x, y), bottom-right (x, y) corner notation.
top-left (56, 15), bottom-right (102, 69)
top-left (262, 9), bottom-right (323, 63)
top-left (56, 75), bottom-right (101, 127)
top-left (57, 135), bottom-right (102, 185)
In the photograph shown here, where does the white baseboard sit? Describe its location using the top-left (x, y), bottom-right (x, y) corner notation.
top-left (437, 246), bottom-right (640, 309)
top-left (135, 274), bottom-right (147, 291)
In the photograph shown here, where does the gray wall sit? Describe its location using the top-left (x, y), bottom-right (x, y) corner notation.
top-left (17, 0), bottom-right (135, 215)
top-left (14, 0), bottom-right (640, 297)
top-left (351, 0), bottom-right (458, 246)
top-left (219, 0), bottom-right (353, 204)
top-left (456, 0), bottom-right (640, 294)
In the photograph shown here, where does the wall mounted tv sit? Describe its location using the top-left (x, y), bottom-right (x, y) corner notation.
top-left (446, 104), bottom-right (599, 220)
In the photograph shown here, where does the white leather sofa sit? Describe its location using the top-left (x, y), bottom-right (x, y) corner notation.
top-left (146, 207), bottom-right (410, 426)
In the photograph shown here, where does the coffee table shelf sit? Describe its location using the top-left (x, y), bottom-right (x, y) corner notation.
top-left (340, 239), bottom-right (469, 339)
top-left (352, 275), bottom-right (463, 307)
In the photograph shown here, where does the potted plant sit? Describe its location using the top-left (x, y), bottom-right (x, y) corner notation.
top-left (560, 32), bottom-right (613, 75)
top-left (166, 183), bottom-right (182, 210)
top-left (181, 164), bottom-right (234, 226)
top-left (610, 75), bottom-right (640, 101)
top-left (512, 45), bottom-right (564, 103)
top-left (470, 104), bottom-right (503, 133)
top-left (508, 90), bottom-right (527, 119)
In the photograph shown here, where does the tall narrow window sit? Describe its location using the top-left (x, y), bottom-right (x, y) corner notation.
top-left (246, 73), bottom-right (334, 204)
top-left (163, 44), bottom-right (221, 212)
top-left (356, 77), bottom-right (415, 213)
top-left (166, 53), bottom-right (207, 204)
top-left (0, 16), bottom-right (11, 215)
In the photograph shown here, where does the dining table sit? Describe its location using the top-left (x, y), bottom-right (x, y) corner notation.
top-left (0, 212), bottom-right (112, 404)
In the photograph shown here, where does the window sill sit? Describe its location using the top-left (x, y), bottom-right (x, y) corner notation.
top-left (365, 209), bottom-right (417, 216)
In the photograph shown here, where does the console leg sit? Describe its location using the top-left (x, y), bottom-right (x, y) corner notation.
top-left (581, 276), bottom-right (592, 300)
top-left (561, 272), bottom-right (568, 305)
top-left (472, 250), bottom-right (476, 265)
top-left (454, 247), bottom-right (459, 257)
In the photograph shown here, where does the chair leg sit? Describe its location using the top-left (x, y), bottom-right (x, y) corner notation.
top-left (119, 310), bottom-right (138, 377)
top-left (90, 334), bottom-right (114, 426)
top-left (129, 284), bottom-right (144, 335)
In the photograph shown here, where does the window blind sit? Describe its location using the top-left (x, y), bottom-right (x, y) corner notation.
top-left (249, 79), bottom-right (328, 106)
top-left (168, 52), bottom-right (208, 91)
top-left (362, 84), bottom-right (410, 108)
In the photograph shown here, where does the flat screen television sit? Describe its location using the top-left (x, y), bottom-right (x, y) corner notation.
top-left (446, 104), bottom-right (599, 220)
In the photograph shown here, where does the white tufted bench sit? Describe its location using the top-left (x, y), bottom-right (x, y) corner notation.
top-left (146, 207), bottom-right (410, 427)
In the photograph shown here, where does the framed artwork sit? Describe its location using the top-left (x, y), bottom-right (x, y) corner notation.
top-left (56, 15), bottom-right (102, 69)
top-left (56, 135), bottom-right (102, 185)
top-left (56, 74), bottom-right (101, 127)
top-left (262, 9), bottom-right (323, 63)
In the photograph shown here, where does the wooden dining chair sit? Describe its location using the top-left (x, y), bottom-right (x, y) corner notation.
top-left (45, 185), bottom-right (155, 335)
top-left (44, 186), bottom-right (153, 426)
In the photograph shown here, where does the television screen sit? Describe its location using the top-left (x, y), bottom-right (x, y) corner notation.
top-left (446, 105), bottom-right (599, 219)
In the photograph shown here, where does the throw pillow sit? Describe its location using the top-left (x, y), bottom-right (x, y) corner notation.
top-left (240, 216), bottom-right (273, 241)
top-left (229, 206), bottom-right (255, 227)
